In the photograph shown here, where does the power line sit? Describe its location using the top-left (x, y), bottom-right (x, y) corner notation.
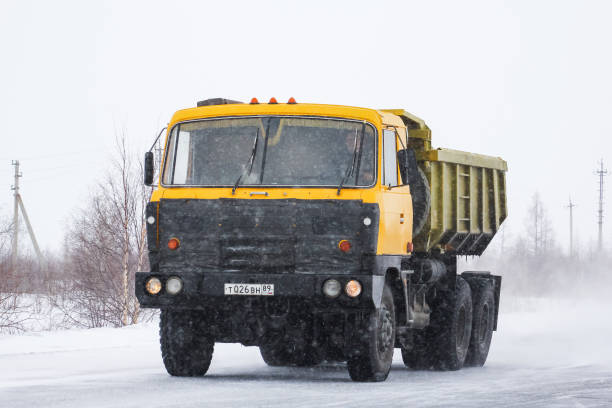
top-left (0, 158), bottom-right (102, 176)
top-left (0, 147), bottom-right (102, 162)
top-left (21, 163), bottom-right (93, 174)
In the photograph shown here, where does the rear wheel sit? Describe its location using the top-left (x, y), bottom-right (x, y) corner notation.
top-left (160, 309), bottom-right (214, 376)
top-left (400, 329), bottom-right (430, 369)
top-left (259, 330), bottom-right (324, 367)
top-left (465, 280), bottom-right (495, 367)
top-left (428, 277), bottom-right (473, 370)
top-left (260, 344), bottom-right (291, 367)
top-left (347, 283), bottom-right (395, 382)
top-left (403, 277), bottom-right (472, 371)
top-left (260, 336), bottom-right (323, 367)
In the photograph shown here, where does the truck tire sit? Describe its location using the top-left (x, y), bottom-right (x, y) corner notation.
top-left (259, 344), bottom-right (322, 367)
top-left (427, 277), bottom-right (473, 370)
top-left (297, 345), bottom-right (325, 366)
top-left (259, 344), bottom-right (291, 367)
top-left (260, 332), bottom-right (324, 367)
top-left (400, 329), bottom-right (431, 370)
top-left (464, 280), bottom-right (495, 367)
top-left (160, 309), bottom-right (214, 376)
top-left (347, 283), bottom-right (395, 382)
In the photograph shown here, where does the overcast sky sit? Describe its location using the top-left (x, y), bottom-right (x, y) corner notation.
top-left (1, 0), bottom-right (611, 254)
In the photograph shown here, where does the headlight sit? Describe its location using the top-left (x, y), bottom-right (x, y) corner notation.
top-left (166, 276), bottom-right (183, 295)
top-left (145, 277), bottom-right (162, 295)
top-left (322, 279), bottom-right (341, 298)
top-left (345, 280), bottom-right (362, 298)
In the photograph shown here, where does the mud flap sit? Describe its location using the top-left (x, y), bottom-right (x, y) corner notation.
top-left (371, 276), bottom-right (385, 308)
top-left (462, 271), bottom-right (502, 331)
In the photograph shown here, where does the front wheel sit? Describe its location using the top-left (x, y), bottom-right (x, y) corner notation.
top-left (160, 310), bottom-right (214, 376)
top-left (347, 283), bottom-right (395, 382)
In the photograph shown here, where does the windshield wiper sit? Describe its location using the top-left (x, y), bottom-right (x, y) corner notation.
top-left (337, 122), bottom-right (365, 195)
top-left (232, 128), bottom-right (259, 195)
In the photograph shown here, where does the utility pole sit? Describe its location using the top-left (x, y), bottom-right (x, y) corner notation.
top-left (10, 160), bottom-right (43, 269)
top-left (534, 195), bottom-right (540, 256)
top-left (566, 196), bottom-right (575, 257)
top-left (11, 160), bottom-right (21, 269)
top-left (595, 159), bottom-right (608, 251)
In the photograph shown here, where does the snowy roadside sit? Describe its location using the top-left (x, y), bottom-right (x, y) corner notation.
top-left (0, 293), bottom-right (159, 334)
top-left (0, 321), bottom-right (159, 357)
top-left (494, 296), bottom-right (612, 367)
top-left (1, 297), bottom-right (611, 407)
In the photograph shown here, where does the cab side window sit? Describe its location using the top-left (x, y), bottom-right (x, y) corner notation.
top-left (382, 129), bottom-right (398, 186)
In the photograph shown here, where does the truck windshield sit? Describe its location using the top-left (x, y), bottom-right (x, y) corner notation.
top-left (162, 116), bottom-right (376, 187)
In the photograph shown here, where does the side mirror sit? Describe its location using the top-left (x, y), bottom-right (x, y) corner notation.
top-left (144, 152), bottom-right (154, 186)
top-left (397, 148), bottom-right (419, 186)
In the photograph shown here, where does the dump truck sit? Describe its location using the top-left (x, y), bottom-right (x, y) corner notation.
top-left (136, 98), bottom-right (507, 382)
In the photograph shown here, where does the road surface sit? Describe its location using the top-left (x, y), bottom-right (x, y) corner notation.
top-left (1, 298), bottom-right (611, 407)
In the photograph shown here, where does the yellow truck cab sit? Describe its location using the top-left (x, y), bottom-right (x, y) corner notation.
top-left (136, 98), bottom-right (507, 382)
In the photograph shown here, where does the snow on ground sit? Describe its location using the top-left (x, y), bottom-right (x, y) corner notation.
top-left (1, 298), bottom-right (611, 408)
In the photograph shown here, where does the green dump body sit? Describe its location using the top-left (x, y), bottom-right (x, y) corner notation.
top-left (415, 148), bottom-right (507, 255)
top-left (385, 109), bottom-right (508, 256)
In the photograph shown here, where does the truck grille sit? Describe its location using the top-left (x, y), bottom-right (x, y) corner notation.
top-left (221, 237), bottom-right (296, 273)
top-left (155, 198), bottom-right (378, 276)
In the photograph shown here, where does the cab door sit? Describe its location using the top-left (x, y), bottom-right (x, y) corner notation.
top-left (379, 127), bottom-right (412, 255)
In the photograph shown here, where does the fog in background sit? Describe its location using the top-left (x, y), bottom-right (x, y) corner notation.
top-left (1, 0), bottom-right (612, 260)
top-left (2, 4), bottom-right (612, 406)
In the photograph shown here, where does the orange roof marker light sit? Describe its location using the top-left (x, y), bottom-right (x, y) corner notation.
top-left (250, 97), bottom-right (259, 104)
top-left (269, 97), bottom-right (278, 104)
top-left (288, 97), bottom-right (297, 104)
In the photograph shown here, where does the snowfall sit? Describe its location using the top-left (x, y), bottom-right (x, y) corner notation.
top-left (1, 298), bottom-right (611, 408)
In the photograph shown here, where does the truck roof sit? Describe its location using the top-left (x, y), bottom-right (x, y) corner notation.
top-left (169, 102), bottom-right (409, 129)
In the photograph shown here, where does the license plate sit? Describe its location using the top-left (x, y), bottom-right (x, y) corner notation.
top-left (224, 283), bottom-right (274, 296)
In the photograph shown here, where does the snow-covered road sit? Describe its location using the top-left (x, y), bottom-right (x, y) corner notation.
top-left (1, 299), bottom-right (611, 407)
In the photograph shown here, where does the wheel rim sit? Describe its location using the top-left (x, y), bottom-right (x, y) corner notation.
top-left (378, 305), bottom-right (393, 354)
top-left (479, 304), bottom-right (490, 343)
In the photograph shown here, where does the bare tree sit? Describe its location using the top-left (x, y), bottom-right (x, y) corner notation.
top-left (132, 158), bottom-right (151, 324)
top-left (57, 134), bottom-right (153, 328)
top-left (0, 217), bottom-right (30, 333)
top-left (525, 192), bottom-right (554, 257)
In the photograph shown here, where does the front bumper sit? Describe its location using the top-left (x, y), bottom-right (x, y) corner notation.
top-left (136, 271), bottom-right (383, 310)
